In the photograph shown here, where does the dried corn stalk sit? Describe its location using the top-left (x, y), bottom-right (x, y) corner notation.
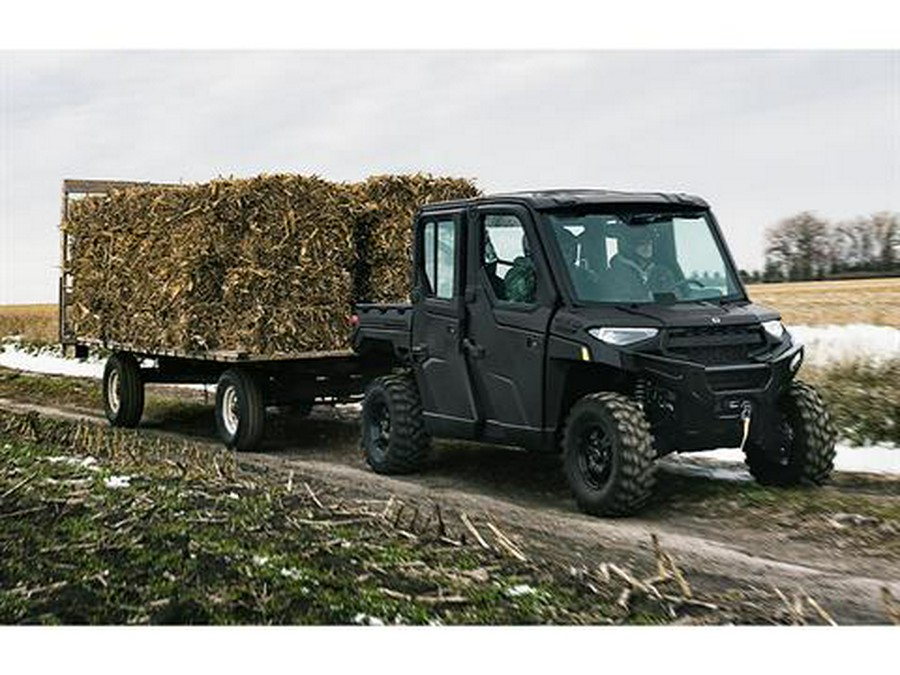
top-left (64, 173), bottom-right (479, 356)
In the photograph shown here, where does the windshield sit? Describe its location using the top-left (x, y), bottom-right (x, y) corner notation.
top-left (543, 209), bottom-right (743, 305)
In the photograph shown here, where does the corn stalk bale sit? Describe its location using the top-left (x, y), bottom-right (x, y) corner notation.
top-left (64, 172), bottom-right (478, 356)
top-left (65, 175), bottom-right (358, 355)
top-left (355, 174), bottom-right (480, 303)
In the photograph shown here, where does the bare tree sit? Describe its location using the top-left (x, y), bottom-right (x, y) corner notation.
top-left (765, 212), bottom-right (831, 281)
top-left (870, 211), bottom-right (900, 270)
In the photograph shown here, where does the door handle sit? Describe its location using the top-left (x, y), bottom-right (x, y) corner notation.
top-left (447, 325), bottom-right (457, 335)
top-left (526, 336), bottom-right (541, 349)
top-left (462, 338), bottom-right (485, 359)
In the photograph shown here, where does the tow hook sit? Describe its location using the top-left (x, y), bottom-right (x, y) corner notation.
top-left (738, 401), bottom-right (752, 452)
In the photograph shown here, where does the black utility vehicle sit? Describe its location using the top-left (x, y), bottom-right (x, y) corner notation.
top-left (355, 190), bottom-right (837, 516)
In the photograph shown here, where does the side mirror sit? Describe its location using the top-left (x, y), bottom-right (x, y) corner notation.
top-left (411, 287), bottom-right (423, 304)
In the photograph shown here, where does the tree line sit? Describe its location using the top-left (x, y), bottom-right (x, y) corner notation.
top-left (739, 211), bottom-right (900, 283)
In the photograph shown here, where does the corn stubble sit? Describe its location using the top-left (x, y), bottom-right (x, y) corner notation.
top-left (64, 173), bottom-right (479, 356)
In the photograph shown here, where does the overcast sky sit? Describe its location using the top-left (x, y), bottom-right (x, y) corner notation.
top-left (1, 50), bottom-right (897, 304)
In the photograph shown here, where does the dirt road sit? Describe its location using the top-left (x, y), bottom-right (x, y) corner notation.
top-left (1, 394), bottom-right (898, 624)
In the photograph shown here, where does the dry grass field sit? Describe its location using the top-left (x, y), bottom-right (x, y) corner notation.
top-left (0, 303), bottom-right (58, 345)
top-left (747, 277), bottom-right (900, 327)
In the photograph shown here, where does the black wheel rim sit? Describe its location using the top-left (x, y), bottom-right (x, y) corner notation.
top-left (366, 397), bottom-right (391, 463)
top-left (578, 424), bottom-right (614, 489)
top-left (774, 414), bottom-right (796, 467)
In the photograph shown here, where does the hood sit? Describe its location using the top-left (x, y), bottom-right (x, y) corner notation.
top-left (552, 301), bottom-right (780, 335)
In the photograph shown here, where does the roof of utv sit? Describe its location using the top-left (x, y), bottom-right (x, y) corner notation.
top-left (421, 189), bottom-right (709, 211)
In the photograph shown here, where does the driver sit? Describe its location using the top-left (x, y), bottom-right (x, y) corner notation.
top-left (609, 228), bottom-right (676, 299)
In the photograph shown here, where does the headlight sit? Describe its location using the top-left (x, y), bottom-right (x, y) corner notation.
top-left (588, 327), bottom-right (659, 346)
top-left (762, 320), bottom-right (785, 340)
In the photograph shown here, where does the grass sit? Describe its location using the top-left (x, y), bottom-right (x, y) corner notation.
top-left (802, 359), bottom-right (900, 446)
top-left (0, 407), bottom-right (723, 625)
top-left (0, 368), bottom-right (101, 409)
top-left (747, 277), bottom-right (900, 327)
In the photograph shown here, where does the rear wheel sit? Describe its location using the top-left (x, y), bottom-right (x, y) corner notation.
top-left (215, 368), bottom-right (265, 451)
top-left (102, 352), bottom-right (144, 428)
top-left (361, 374), bottom-right (430, 474)
top-left (562, 392), bottom-right (657, 517)
top-left (744, 380), bottom-right (836, 486)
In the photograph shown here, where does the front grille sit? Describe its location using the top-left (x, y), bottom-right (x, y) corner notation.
top-left (664, 324), bottom-right (765, 365)
top-left (707, 367), bottom-right (771, 392)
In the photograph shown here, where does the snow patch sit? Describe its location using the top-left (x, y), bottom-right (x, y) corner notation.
top-left (0, 344), bottom-right (104, 378)
top-left (103, 475), bottom-right (132, 489)
top-left (46, 455), bottom-right (100, 471)
top-left (505, 584), bottom-right (536, 598)
top-left (687, 443), bottom-right (900, 476)
top-left (791, 324), bottom-right (900, 366)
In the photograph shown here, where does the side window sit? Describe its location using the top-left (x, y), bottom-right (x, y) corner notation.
top-left (421, 218), bottom-right (456, 300)
top-left (482, 214), bottom-right (537, 305)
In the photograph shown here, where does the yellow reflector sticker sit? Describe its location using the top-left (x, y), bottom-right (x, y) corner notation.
top-left (581, 346), bottom-right (591, 361)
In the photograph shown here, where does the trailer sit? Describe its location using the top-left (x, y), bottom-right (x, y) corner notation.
top-left (59, 179), bottom-right (393, 450)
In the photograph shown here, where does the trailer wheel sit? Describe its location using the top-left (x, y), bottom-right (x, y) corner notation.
top-left (103, 352), bottom-right (144, 428)
top-left (215, 369), bottom-right (265, 451)
top-left (562, 392), bottom-right (657, 517)
top-left (744, 380), bottom-right (836, 487)
top-left (361, 375), bottom-right (430, 474)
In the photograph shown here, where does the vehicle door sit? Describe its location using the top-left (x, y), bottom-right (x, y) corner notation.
top-left (463, 205), bottom-right (555, 446)
top-left (410, 209), bottom-right (478, 438)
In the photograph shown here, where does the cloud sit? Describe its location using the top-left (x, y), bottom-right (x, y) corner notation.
top-left (1, 50), bottom-right (897, 303)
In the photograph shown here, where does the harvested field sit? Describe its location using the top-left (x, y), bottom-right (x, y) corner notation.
top-left (63, 173), bottom-right (478, 357)
top-left (747, 278), bottom-right (900, 327)
top-left (0, 304), bottom-right (57, 346)
top-left (0, 407), bottom-right (735, 625)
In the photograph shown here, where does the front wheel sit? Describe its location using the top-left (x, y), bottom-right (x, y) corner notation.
top-left (744, 380), bottom-right (836, 486)
top-left (361, 375), bottom-right (430, 474)
top-left (215, 368), bottom-right (266, 451)
top-left (102, 352), bottom-right (144, 428)
top-left (562, 392), bottom-right (657, 517)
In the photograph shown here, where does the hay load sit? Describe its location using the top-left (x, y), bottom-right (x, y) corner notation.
top-left (63, 173), bottom-right (478, 357)
top-left (356, 175), bottom-right (481, 303)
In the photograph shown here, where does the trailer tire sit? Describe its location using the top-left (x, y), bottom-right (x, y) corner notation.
top-left (362, 374), bottom-right (430, 474)
top-left (744, 380), bottom-right (836, 487)
top-left (562, 392), bottom-right (657, 517)
top-left (216, 368), bottom-right (266, 451)
top-left (103, 352), bottom-right (144, 428)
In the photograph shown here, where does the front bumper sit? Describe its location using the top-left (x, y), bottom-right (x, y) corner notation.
top-left (623, 342), bottom-right (803, 453)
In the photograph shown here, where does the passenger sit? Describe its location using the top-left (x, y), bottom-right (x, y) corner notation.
top-left (504, 235), bottom-right (537, 303)
top-left (483, 234), bottom-right (507, 299)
